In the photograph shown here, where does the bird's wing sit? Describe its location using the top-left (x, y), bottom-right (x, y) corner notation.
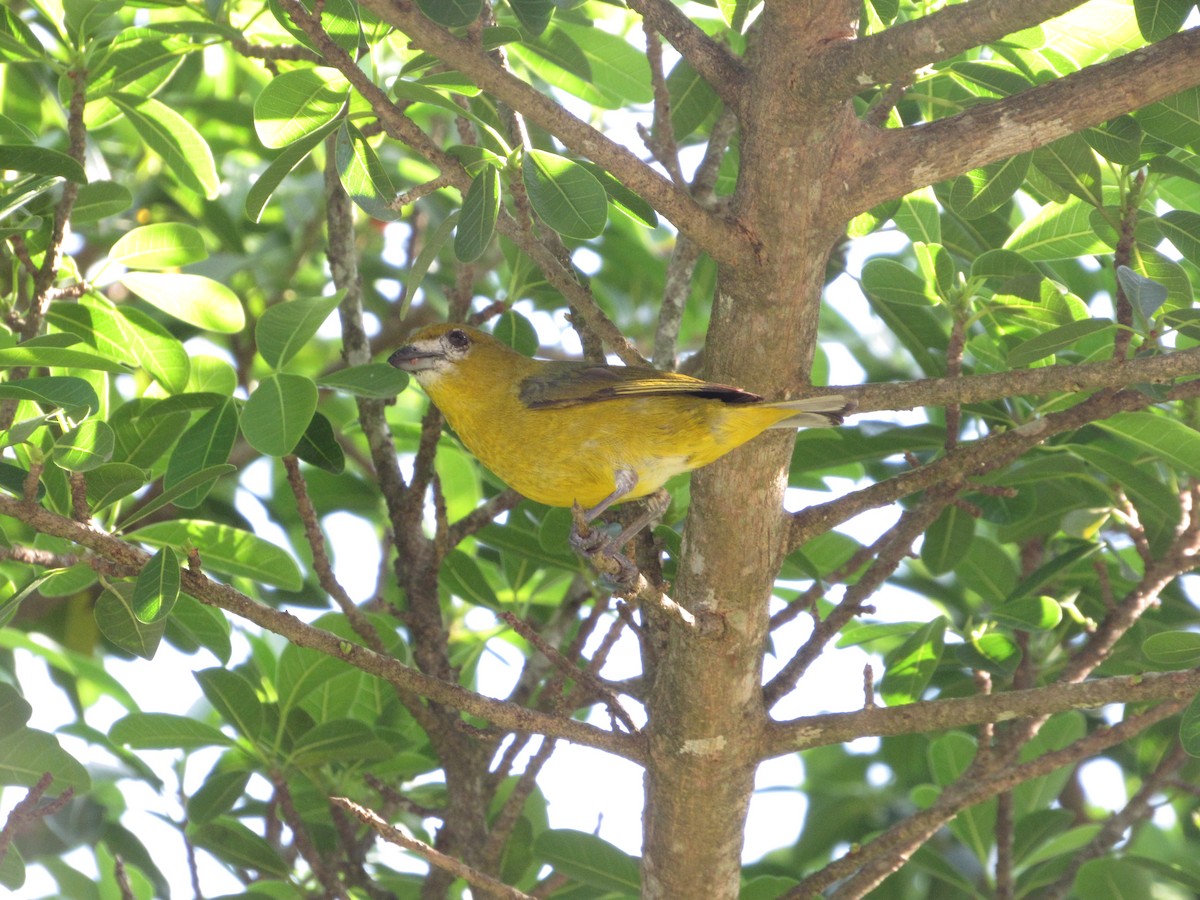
top-left (519, 362), bottom-right (764, 409)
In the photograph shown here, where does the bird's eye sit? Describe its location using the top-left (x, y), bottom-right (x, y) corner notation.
top-left (446, 329), bottom-right (470, 350)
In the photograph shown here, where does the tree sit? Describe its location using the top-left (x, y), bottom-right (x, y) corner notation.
top-left (3, 0), bottom-right (1200, 896)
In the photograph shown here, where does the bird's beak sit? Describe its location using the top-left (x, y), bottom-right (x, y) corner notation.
top-left (388, 343), bottom-right (444, 372)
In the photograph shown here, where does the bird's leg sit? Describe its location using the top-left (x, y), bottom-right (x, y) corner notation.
top-left (570, 468), bottom-right (638, 556)
top-left (609, 487), bottom-right (670, 549)
top-left (571, 471), bottom-right (670, 592)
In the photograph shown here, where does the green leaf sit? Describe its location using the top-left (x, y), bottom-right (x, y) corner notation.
top-left (0, 5), bottom-right (44, 60)
top-left (948, 153), bottom-right (1030, 219)
top-left (402, 210), bottom-right (458, 319)
top-left (195, 668), bottom-right (265, 741)
top-left (109, 712), bottom-right (232, 750)
top-left (1031, 134), bottom-right (1103, 207)
top-left (492, 311), bottom-right (539, 356)
top-left (921, 503), bottom-right (975, 575)
top-left (1071, 443), bottom-right (1180, 553)
top-left (455, 166), bottom-right (500, 262)
top-left (242, 373), bottom-right (318, 457)
top-left (415, 0), bottom-right (481, 27)
top-left (256, 294), bottom-right (343, 369)
top-left (0, 684), bottom-right (31, 730)
top-left (509, 0), bottom-right (553, 35)
top-left (48, 295), bottom-right (190, 394)
top-left (165, 592), bottom-right (233, 664)
top-left (189, 819), bottom-right (289, 877)
top-left (881, 618), bottom-right (947, 706)
top-left (894, 186), bottom-right (941, 245)
top-left (522, 149), bottom-right (607, 239)
top-left (85, 462), bottom-right (148, 512)
top-left (1136, 85), bottom-right (1200, 153)
top-left (72, 180), bottom-right (133, 222)
top-left (991, 595), bottom-right (1063, 631)
top-left (860, 258), bottom-right (946, 375)
top-left (578, 161), bottom-right (658, 228)
top-left (555, 22), bottom-right (652, 105)
top-left (287, 719), bottom-right (391, 767)
top-left (0, 144), bottom-right (87, 183)
top-left (1158, 209), bottom-right (1200, 268)
top-left (1182, 690), bottom-right (1200, 757)
top-left (245, 118), bottom-right (340, 223)
top-left (53, 419), bottom-right (114, 472)
top-left (163, 398), bottom-right (238, 508)
top-left (1020, 823), bottom-right (1103, 867)
top-left (0, 728), bottom-right (91, 793)
top-left (1142, 632), bottom-right (1200, 667)
top-left (132, 547), bottom-right (180, 623)
top-left (929, 731), bottom-right (975, 785)
top-left (84, 29), bottom-right (191, 106)
top-left (664, 58), bottom-right (719, 143)
top-left (1094, 412), bottom-right (1200, 478)
top-left (1074, 858), bottom-right (1154, 898)
top-left (1004, 197), bottom-right (1109, 261)
top-left (187, 770), bottom-right (251, 824)
top-left (316, 363), bottom-right (409, 398)
top-left (129, 519), bottom-right (303, 590)
top-left (120, 271), bottom-right (245, 334)
top-left (1083, 116), bottom-right (1142, 166)
top-left (0, 345), bottom-right (131, 374)
top-left (0, 375), bottom-right (98, 418)
top-left (111, 93), bottom-right (218, 199)
top-left (957, 631), bottom-right (1022, 678)
top-left (118, 465), bottom-right (236, 530)
top-left (1116, 265), bottom-right (1168, 325)
top-left (1006, 318), bottom-right (1114, 366)
top-left (268, 0), bottom-right (361, 54)
top-left (1134, 0), bottom-right (1192, 41)
top-left (955, 537), bottom-right (1018, 603)
top-left (109, 223), bottom-right (208, 269)
top-left (95, 583), bottom-right (166, 660)
top-left (1006, 542), bottom-right (1099, 603)
top-left (441, 550), bottom-right (499, 609)
top-left (534, 829), bottom-right (640, 894)
top-left (254, 67), bottom-right (349, 149)
top-left (1129, 243), bottom-right (1192, 310)
top-left (293, 412), bottom-right (345, 474)
top-left (335, 121), bottom-right (398, 221)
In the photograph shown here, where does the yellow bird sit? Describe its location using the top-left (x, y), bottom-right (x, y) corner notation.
top-left (388, 324), bottom-right (850, 563)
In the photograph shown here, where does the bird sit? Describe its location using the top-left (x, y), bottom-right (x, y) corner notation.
top-left (388, 323), bottom-right (851, 584)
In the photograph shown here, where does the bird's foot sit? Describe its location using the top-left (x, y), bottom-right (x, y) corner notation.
top-left (570, 503), bottom-right (640, 593)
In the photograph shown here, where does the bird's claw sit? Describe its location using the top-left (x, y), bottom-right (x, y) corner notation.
top-left (570, 503), bottom-right (641, 593)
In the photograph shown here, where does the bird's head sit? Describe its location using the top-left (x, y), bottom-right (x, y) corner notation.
top-left (387, 323), bottom-right (515, 388)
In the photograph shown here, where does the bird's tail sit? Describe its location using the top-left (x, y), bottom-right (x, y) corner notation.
top-left (765, 395), bottom-right (854, 429)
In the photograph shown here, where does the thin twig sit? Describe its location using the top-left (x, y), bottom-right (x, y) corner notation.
top-left (282, 455), bottom-right (388, 655)
top-left (0, 774), bottom-right (73, 866)
top-left (333, 798), bottom-right (534, 900)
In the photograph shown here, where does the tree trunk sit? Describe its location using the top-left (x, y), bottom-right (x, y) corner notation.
top-left (641, 4), bottom-right (860, 896)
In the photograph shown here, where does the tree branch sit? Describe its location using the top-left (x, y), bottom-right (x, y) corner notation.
top-left (829, 0), bottom-right (1086, 93)
top-left (0, 495), bottom-right (645, 762)
top-left (357, 0), bottom-right (750, 264)
top-left (1041, 741), bottom-right (1190, 899)
top-left (840, 27), bottom-right (1200, 218)
top-left (787, 382), bottom-right (1200, 552)
top-left (787, 698), bottom-right (1186, 898)
top-left (822, 344), bottom-right (1200, 415)
top-left (333, 798), bottom-right (534, 900)
top-left (625, 0), bottom-right (746, 109)
top-left (765, 669), bottom-right (1200, 758)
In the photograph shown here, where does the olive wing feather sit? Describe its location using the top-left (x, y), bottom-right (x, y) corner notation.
top-left (518, 362), bottom-right (764, 409)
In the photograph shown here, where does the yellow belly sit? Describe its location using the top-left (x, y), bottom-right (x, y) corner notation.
top-left (446, 395), bottom-right (791, 509)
